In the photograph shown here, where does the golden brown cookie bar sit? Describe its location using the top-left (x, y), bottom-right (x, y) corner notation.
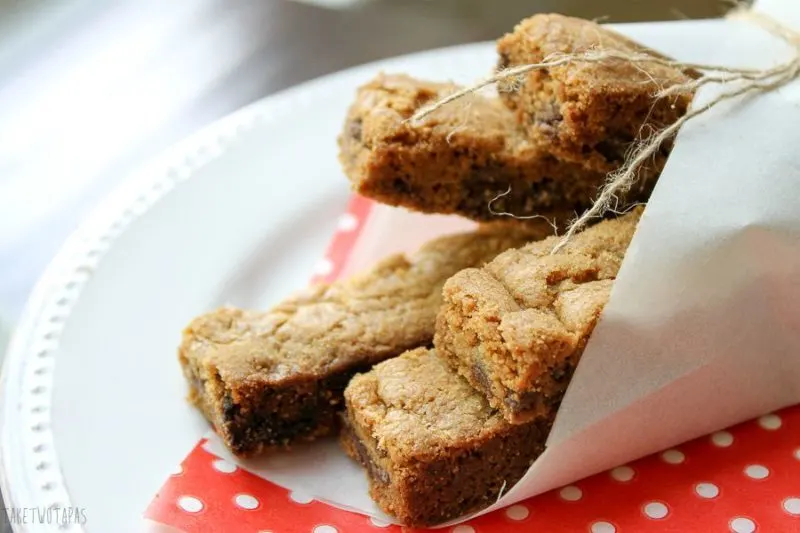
top-left (338, 73), bottom-right (614, 226)
top-left (435, 208), bottom-right (642, 424)
top-left (179, 224), bottom-right (547, 456)
top-left (496, 14), bottom-right (694, 174)
top-left (340, 348), bottom-right (551, 526)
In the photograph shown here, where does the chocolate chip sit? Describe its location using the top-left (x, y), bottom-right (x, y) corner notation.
top-left (369, 459), bottom-right (391, 485)
top-left (658, 141), bottom-right (673, 158)
top-left (392, 178), bottom-right (410, 194)
top-left (346, 423), bottom-right (391, 484)
top-left (348, 118), bottom-right (363, 142)
top-left (535, 101), bottom-right (563, 127)
top-left (472, 363), bottom-right (492, 394)
top-left (544, 394), bottom-right (564, 408)
top-left (498, 52), bottom-right (511, 71)
top-left (414, 91), bottom-right (436, 108)
top-left (222, 393), bottom-right (238, 420)
top-left (595, 140), bottom-right (626, 163)
top-left (504, 396), bottom-right (520, 410)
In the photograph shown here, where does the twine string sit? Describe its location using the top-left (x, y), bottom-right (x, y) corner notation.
top-left (406, 8), bottom-right (800, 254)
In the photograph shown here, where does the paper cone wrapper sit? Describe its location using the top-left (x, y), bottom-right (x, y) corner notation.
top-left (482, 0), bottom-right (800, 517)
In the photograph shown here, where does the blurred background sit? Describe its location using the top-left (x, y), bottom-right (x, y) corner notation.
top-left (0, 0), bottom-right (727, 526)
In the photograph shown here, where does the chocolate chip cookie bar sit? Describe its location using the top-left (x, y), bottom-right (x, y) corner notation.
top-left (340, 348), bottom-right (551, 526)
top-left (180, 225), bottom-right (545, 456)
top-left (338, 73), bottom-right (611, 226)
top-left (496, 14), bottom-right (694, 174)
top-left (435, 209), bottom-right (642, 424)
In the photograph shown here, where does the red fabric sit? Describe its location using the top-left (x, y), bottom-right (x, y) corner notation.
top-left (309, 195), bottom-right (373, 286)
top-left (146, 196), bottom-right (800, 532)
top-left (145, 410), bottom-right (800, 532)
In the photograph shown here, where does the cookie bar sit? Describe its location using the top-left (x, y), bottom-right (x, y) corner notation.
top-left (338, 73), bottom-right (613, 226)
top-left (435, 208), bottom-right (642, 424)
top-left (180, 225), bottom-right (545, 456)
top-left (340, 348), bottom-right (551, 526)
top-left (496, 14), bottom-right (694, 174)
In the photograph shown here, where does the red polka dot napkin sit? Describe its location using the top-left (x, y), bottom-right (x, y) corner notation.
top-left (145, 196), bottom-right (800, 532)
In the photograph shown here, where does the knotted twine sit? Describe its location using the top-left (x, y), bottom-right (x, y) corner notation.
top-left (408, 7), bottom-right (800, 253)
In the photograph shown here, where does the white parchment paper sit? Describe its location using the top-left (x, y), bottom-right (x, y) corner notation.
top-left (206, 0), bottom-right (800, 524)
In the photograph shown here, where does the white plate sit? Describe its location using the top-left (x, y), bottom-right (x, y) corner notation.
top-left (0, 42), bottom-right (500, 533)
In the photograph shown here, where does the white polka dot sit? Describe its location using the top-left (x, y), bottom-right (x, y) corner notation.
top-left (212, 459), bottom-right (237, 473)
top-left (289, 490), bottom-right (314, 504)
top-left (337, 213), bottom-right (358, 232)
top-left (758, 414), bottom-right (782, 430)
top-left (314, 258), bottom-right (334, 276)
top-left (258, 531), bottom-right (273, 533)
top-left (234, 493), bottom-right (259, 510)
top-left (559, 485), bottom-right (583, 501)
top-left (695, 482), bottom-right (720, 499)
top-left (369, 516), bottom-right (391, 527)
top-left (661, 449), bottom-right (685, 464)
top-left (643, 501), bottom-right (669, 519)
top-left (712, 431), bottom-right (734, 447)
top-left (313, 526), bottom-right (338, 533)
top-left (794, 448), bottom-right (800, 461)
top-left (610, 465), bottom-right (635, 482)
top-left (451, 526), bottom-right (475, 533)
top-left (729, 517), bottom-right (756, 533)
top-left (744, 464), bottom-right (770, 480)
top-left (782, 497), bottom-right (800, 515)
top-left (505, 504), bottom-right (529, 520)
top-left (170, 463), bottom-right (183, 476)
top-left (177, 495), bottom-right (203, 513)
top-left (591, 521), bottom-right (616, 533)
